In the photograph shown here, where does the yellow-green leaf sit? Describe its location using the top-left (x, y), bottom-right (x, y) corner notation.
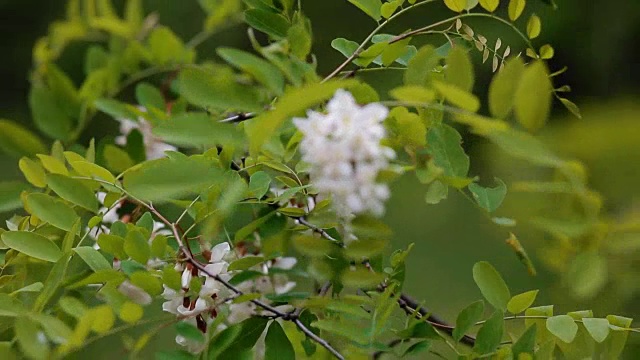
top-left (526, 14), bottom-right (541, 39)
top-left (445, 44), bottom-right (474, 92)
top-left (433, 80), bottom-right (480, 112)
top-left (0, 120), bottom-right (47, 158)
top-left (26, 193), bottom-right (79, 232)
top-left (539, 44), bottom-right (554, 59)
top-left (488, 57), bottom-right (525, 119)
top-left (444, 0), bottom-right (467, 12)
top-left (507, 290), bottom-right (539, 314)
top-left (1, 231), bottom-right (62, 262)
top-left (46, 173), bottom-right (99, 212)
top-left (19, 157), bottom-right (47, 188)
top-left (514, 61), bottom-right (552, 132)
top-left (508, 0), bottom-right (526, 21)
top-left (479, 0), bottom-right (499, 12)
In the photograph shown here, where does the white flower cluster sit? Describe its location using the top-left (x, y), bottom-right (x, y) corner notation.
top-left (293, 90), bottom-right (395, 217)
top-left (116, 110), bottom-right (176, 160)
top-left (161, 242), bottom-right (297, 353)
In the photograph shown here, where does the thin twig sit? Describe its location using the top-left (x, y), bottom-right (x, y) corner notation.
top-left (322, 0), bottom-right (438, 83)
top-left (143, 204), bottom-right (345, 359)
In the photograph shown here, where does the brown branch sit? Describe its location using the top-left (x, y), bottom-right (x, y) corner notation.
top-left (294, 217), bottom-right (477, 350)
top-left (144, 203), bottom-right (345, 360)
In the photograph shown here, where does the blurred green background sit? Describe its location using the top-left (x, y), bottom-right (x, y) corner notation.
top-left (1, 0), bottom-right (639, 357)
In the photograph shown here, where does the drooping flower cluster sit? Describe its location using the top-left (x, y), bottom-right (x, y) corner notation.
top-left (293, 90), bottom-right (395, 217)
top-left (161, 241), bottom-right (297, 353)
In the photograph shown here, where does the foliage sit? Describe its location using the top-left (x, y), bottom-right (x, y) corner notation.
top-left (0, 0), bottom-right (635, 359)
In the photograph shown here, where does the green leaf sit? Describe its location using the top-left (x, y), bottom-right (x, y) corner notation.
top-left (154, 112), bottom-right (245, 148)
top-left (124, 229), bottom-right (150, 264)
top-left (604, 315), bottom-right (632, 359)
top-left (293, 235), bottom-right (334, 257)
top-left (25, 193), bottom-right (79, 232)
top-left (507, 290), bottom-right (538, 314)
top-left (265, 321), bottom-right (295, 360)
top-left (37, 154), bottom-right (68, 175)
top-left (488, 57), bottom-right (525, 119)
top-left (19, 157), bottom-right (47, 188)
top-left (341, 268), bottom-right (385, 288)
top-left (74, 246), bottom-right (112, 271)
top-left (244, 9), bottom-right (290, 38)
top-left (404, 45), bottom-right (439, 86)
top-left (123, 157), bottom-right (223, 201)
top-left (558, 97), bottom-right (582, 119)
top-left (433, 80), bottom-right (480, 112)
top-left (130, 271), bottom-right (163, 296)
top-left (217, 47), bottom-right (285, 94)
top-left (11, 282), bottom-right (44, 295)
top-left (69, 160), bottom-right (117, 184)
top-left (508, 0), bottom-right (526, 21)
top-left (525, 305), bottom-right (553, 343)
top-left (248, 171), bottom-right (271, 199)
top-left (0, 120), bottom-right (46, 157)
top-left (0, 294), bottom-right (28, 317)
top-left (479, 0), bottom-right (499, 12)
top-left (402, 340), bottom-right (431, 357)
top-left (445, 46), bottom-right (474, 92)
top-left (15, 316), bottom-right (50, 359)
top-left (95, 98), bottom-right (140, 120)
top-left (228, 256), bottom-right (265, 271)
top-left (380, 1), bottom-right (399, 19)
top-left (90, 305), bottom-right (115, 334)
top-left (97, 234), bottom-right (126, 259)
top-left (514, 61), bottom-right (552, 132)
top-left (472, 261), bottom-right (511, 311)
top-left (331, 38), bottom-right (359, 59)
top-left (119, 301), bottom-right (144, 323)
top-left (488, 129), bottom-right (564, 167)
top-left (0, 182), bottom-right (29, 213)
top-left (546, 315), bottom-right (578, 343)
top-left (389, 86), bottom-right (436, 103)
top-left (176, 321), bottom-right (205, 343)
top-left (135, 82), bottom-right (165, 111)
top-left (47, 173), bottom-right (99, 212)
top-left (444, 0), bottom-right (467, 12)
top-left (103, 144), bottom-right (135, 173)
top-left (512, 324), bottom-right (537, 357)
top-left (539, 44), bottom-right (554, 59)
top-left (1, 231), bottom-right (62, 262)
top-left (566, 251), bottom-right (607, 299)
top-left (425, 180), bottom-right (448, 204)
top-left (29, 85), bottom-right (73, 140)
top-left (468, 178), bottom-right (507, 212)
top-left (147, 26), bottom-right (194, 65)
top-left (582, 318), bottom-right (610, 343)
top-left (245, 80), bottom-right (357, 153)
top-left (453, 300), bottom-right (485, 342)
top-left (33, 252), bottom-right (72, 312)
top-left (347, 0), bottom-right (382, 21)
top-left (473, 310), bottom-right (504, 354)
top-left (178, 66), bottom-right (263, 112)
top-left (426, 124), bottom-right (469, 178)
top-left (212, 317), bottom-right (270, 359)
top-left (526, 14), bottom-right (541, 39)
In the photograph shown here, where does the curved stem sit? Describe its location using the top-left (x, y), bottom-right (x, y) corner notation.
top-left (321, 0), bottom-right (438, 83)
top-left (391, 12), bottom-right (533, 50)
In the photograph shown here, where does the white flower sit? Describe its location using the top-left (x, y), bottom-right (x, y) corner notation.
top-left (116, 110), bottom-right (176, 160)
top-left (293, 90), bottom-right (394, 218)
top-left (161, 286), bottom-right (184, 315)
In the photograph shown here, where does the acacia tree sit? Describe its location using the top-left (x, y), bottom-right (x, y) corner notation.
top-left (0, 0), bottom-right (636, 359)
